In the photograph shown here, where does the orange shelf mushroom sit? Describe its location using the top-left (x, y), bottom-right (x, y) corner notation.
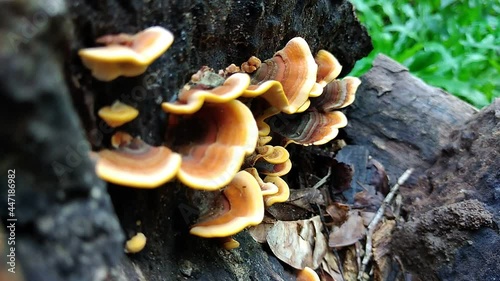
top-left (190, 170), bottom-right (265, 237)
top-left (249, 37), bottom-right (318, 114)
top-left (93, 133), bottom-right (182, 188)
top-left (79, 26), bottom-right (174, 81)
top-left (166, 100), bottom-right (258, 190)
top-left (315, 49), bottom-right (342, 88)
top-left (245, 168), bottom-right (279, 196)
top-left (98, 100), bottom-right (139, 127)
top-left (296, 267), bottom-right (320, 281)
top-left (263, 175), bottom-right (290, 207)
top-left (270, 111), bottom-right (348, 146)
top-left (311, 77), bottom-right (361, 111)
top-left (161, 72), bottom-right (251, 114)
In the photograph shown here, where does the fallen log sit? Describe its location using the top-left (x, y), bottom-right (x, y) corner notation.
top-left (343, 55), bottom-right (500, 281)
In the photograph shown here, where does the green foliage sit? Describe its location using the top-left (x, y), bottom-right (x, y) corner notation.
top-left (349, 0), bottom-right (500, 108)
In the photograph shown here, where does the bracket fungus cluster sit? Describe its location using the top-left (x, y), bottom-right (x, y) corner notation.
top-left (79, 27), bottom-right (361, 272)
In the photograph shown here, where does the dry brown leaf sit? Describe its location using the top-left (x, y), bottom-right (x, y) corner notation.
top-left (248, 222), bottom-right (274, 243)
top-left (360, 211), bottom-right (375, 227)
top-left (266, 216), bottom-right (327, 269)
top-left (288, 188), bottom-right (326, 211)
top-left (367, 158), bottom-right (389, 196)
top-left (266, 202), bottom-right (312, 221)
top-left (329, 210), bottom-right (366, 247)
top-left (342, 246), bottom-right (358, 281)
top-left (320, 250), bottom-right (343, 281)
top-left (354, 190), bottom-right (384, 212)
top-left (325, 202), bottom-right (350, 225)
top-left (372, 220), bottom-right (396, 281)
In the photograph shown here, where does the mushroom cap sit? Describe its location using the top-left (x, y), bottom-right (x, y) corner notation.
top-left (94, 135), bottom-right (182, 188)
top-left (245, 168), bottom-right (279, 196)
top-left (242, 81), bottom-right (291, 114)
top-left (256, 158), bottom-right (292, 177)
top-left (170, 100), bottom-right (259, 190)
top-left (269, 111), bottom-right (348, 146)
top-left (78, 26), bottom-right (173, 81)
top-left (250, 37), bottom-right (318, 114)
top-left (296, 267), bottom-right (320, 281)
top-left (98, 100), bottom-right (139, 127)
top-left (257, 135), bottom-right (273, 146)
top-left (256, 145), bottom-right (290, 164)
top-left (190, 170), bottom-right (265, 237)
top-left (315, 50), bottom-right (342, 88)
top-left (161, 73), bottom-right (251, 114)
top-left (311, 77), bottom-right (361, 111)
top-left (220, 237), bottom-right (241, 250)
top-left (125, 232), bottom-right (147, 254)
top-left (263, 175), bottom-right (290, 206)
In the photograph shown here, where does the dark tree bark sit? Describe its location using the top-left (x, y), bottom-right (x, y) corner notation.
top-left (343, 55), bottom-right (478, 186)
top-left (0, 1), bottom-right (123, 281)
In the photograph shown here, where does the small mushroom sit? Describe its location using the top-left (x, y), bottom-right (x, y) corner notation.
top-left (255, 159), bottom-right (292, 177)
top-left (220, 236), bottom-right (241, 250)
top-left (263, 175), bottom-right (290, 207)
top-left (240, 56), bottom-right (262, 73)
top-left (296, 267), bottom-right (320, 281)
top-left (125, 232), bottom-right (147, 254)
top-left (94, 134), bottom-right (182, 188)
top-left (249, 37), bottom-right (318, 114)
top-left (310, 77), bottom-right (361, 112)
top-left (98, 100), bottom-right (139, 127)
top-left (79, 26), bottom-right (174, 81)
top-left (110, 131), bottom-right (134, 148)
top-left (190, 171), bottom-right (265, 237)
top-left (162, 72), bottom-right (251, 114)
top-left (256, 145), bottom-right (290, 164)
top-left (269, 111), bottom-right (348, 146)
top-left (315, 50), bottom-right (342, 88)
top-left (245, 168), bottom-right (279, 196)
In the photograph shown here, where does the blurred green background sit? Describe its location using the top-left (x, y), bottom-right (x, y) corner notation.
top-left (348, 0), bottom-right (500, 108)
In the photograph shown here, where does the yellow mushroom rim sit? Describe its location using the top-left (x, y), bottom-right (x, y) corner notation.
top-left (125, 232), bottom-right (147, 254)
top-left (98, 100), bottom-right (139, 127)
top-left (78, 26), bottom-right (174, 81)
top-left (189, 171), bottom-right (265, 238)
top-left (310, 77), bottom-right (361, 112)
top-left (245, 168), bottom-right (279, 196)
top-left (94, 135), bottom-right (182, 188)
top-left (315, 49), bottom-right (342, 88)
top-left (263, 175), bottom-right (290, 207)
top-left (161, 73), bottom-right (251, 115)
